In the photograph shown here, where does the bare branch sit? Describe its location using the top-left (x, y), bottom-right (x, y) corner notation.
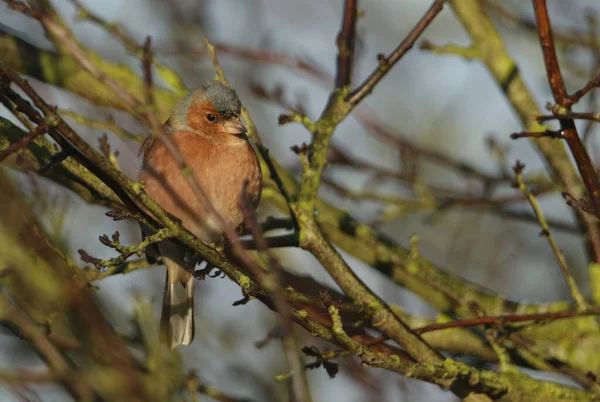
top-left (532, 0), bottom-right (600, 221)
top-left (347, 0), bottom-right (445, 106)
top-left (335, 0), bottom-right (358, 88)
top-left (513, 161), bottom-right (586, 310)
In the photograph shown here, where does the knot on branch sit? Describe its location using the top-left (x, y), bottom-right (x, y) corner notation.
top-left (377, 54), bottom-right (389, 70)
top-left (105, 208), bottom-right (138, 221)
top-left (291, 143), bottom-right (311, 155)
top-left (278, 114), bottom-right (294, 125)
top-left (562, 192), bottom-right (596, 215)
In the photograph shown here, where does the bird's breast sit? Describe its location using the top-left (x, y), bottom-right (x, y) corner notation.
top-left (139, 132), bottom-right (262, 241)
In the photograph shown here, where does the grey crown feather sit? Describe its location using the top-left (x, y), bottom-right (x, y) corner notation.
top-left (167, 81), bottom-right (241, 132)
top-left (201, 81), bottom-right (241, 119)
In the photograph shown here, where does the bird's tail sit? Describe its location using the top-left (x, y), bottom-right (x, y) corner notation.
top-left (160, 258), bottom-right (195, 349)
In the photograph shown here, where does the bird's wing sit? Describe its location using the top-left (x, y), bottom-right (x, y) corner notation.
top-left (137, 117), bottom-right (175, 158)
top-left (138, 117), bottom-right (184, 263)
top-left (137, 135), bottom-right (156, 158)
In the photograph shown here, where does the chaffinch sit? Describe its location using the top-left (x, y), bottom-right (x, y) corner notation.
top-left (138, 81), bottom-right (262, 348)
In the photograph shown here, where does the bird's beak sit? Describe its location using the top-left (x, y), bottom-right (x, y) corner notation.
top-left (220, 117), bottom-right (247, 140)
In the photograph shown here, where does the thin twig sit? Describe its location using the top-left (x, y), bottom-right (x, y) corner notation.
top-left (536, 111), bottom-right (600, 123)
top-left (568, 72), bottom-right (600, 106)
top-left (446, 0), bottom-right (600, 264)
top-left (0, 122), bottom-right (47, 162)
top-left (510, 129), bottom-right (561, 139)
top-left (347, 0), bottom-right (445, 106)
top-left (66, 0), bottom-right (188, 94)
top-left (513, 161), bottom-right (586, 310)
top-left (413, 308), bottom-right (600, 334)
top-left (532, 0), bottom-right (600, 220)
top-left (335, 0), bottom-right (358, 89)
top-left (142, 36), bottom-right (154, 107)
top-left (481, 0), bottom-right (600, 52)
top-left (58, 109), bottom-right (145, 143)
top-left (323, 174), bottom-right (556, 208)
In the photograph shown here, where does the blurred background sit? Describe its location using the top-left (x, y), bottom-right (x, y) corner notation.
top-left (2, 0), bottom-right (600, 400)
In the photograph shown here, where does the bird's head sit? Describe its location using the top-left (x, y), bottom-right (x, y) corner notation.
top-left (169, 81), bottom-right (246, 139)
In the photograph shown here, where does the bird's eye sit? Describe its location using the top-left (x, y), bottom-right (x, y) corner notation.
top-left (206, 113), bottom-right (217, 123)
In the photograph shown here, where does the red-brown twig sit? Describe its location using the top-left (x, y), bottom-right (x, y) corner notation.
top-left (335, 0), bottom-right (358, 89)
top-left (535, 112), bottom-right (600, 123)
top-left (414, 308), bottom-right (600, 334)
top-left (141, 36), bottom-right (154, 106)
top-left (510, 129), bottom-right (561, 139)
top-left (532, 0), bottom-right (600, 220)
top-left (568, 72), bottom-right (600, 107)
top-left (346, 0), bottom-right (445, 106)
top-left (315, 307), bottom-right (600, 369)
top-left (0, 122), bottom-right (47, 162)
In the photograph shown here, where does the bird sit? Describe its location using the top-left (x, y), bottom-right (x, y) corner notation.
top-left (137, 81), bottom-right (262, 349)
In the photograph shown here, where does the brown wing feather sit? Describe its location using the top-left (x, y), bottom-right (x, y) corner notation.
top-left (138, 117), bottom-right (175, 262)
top-left (138, 117), bottom-right (174, 158)
top-left (138, 135), bottom-right (156, 158)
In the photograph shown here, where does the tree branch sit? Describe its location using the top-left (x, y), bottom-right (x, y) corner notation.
top-left (335, 0), bottom-right (358, 89)
top-left (532, 0), bottom-right (600, 221)
top-left (347, 0), bottom-right (445, 106)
